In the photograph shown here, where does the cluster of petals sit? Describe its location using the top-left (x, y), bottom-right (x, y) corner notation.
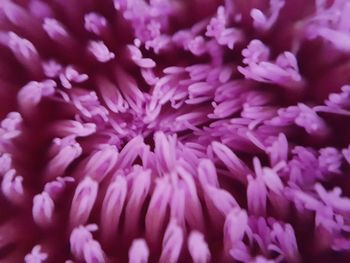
top-left (0, 0), bottom-right (350, 263)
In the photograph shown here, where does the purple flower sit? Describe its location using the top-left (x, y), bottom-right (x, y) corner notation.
top-left (0, 0), bottom-right (350, 262)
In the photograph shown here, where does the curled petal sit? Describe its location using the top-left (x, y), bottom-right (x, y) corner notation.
top-left (170, 182), bottom-right (186, 227)
top-left (0, 153), bottom-right (12, 176)
top-left (18, 80), bottom-right (56, 112)
top-left (88, 40), bottom-right (115, 63)
top-left (69, 177), bottom-right (99, 228)
top-left (176, 166), bottom-right (205, 230)
top-left (117, 136), bottom-right (144, 168)
top-left (7, 32), bottom-right (42, 75)
top-left (45, 137), bottom-right (82, 181)
top-left (224, 208), bottom-right (248, 252)
top-left (188, 231), bottom-right (211, 263)
top-left (159, 221), bottom-right (184, 263)
top-left (262, 167), bottom-right (284, 194)
top-left (100, 176), bottom-right (127, 242)
top-left (32, 192), bottom-right (55, 227)
top-left (124, 169), bottom-right (151, 237)
top-left (82, 145), bottom-right (119, 182)
top-left (1, 169), bottom-right (25, 205)
top-left (145, 177), bottom-right (171, 245)
top-left (197, 159), bottom-right (219, 188)
top-left (96, 77), bottom-right (129, 113)
top-left (84, 13), bottom-right (108, 36)
top-left (154, 132), bottom-right (177, 172)
top-left (43, 18), bottom-right (75, 49)
top-left (50, 120), bottom-right (96, 137)
top-left (83, 240), bottom-right (106, 263)
top-left (0, 112), bottom-right (22, 141)
top-left (204, 185), bottom-right (239, 217)
top-left (24, 245), bottom-right (48, 263)
top-left (44, 176), bottom-right (75, 200)
top-left (211, 141), bottom-right (250, 182)
top-left (70, 224), bottom-right (98, 260)
top-left (247, 175), bottom-right (267, 216)
top-left (128, 239), bottom-right (150, 263)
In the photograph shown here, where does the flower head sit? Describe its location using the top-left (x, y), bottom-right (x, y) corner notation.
top-left (0, 0), bottom-right (350, 262)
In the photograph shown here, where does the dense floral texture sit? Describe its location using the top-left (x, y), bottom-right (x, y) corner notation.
top-left (1, 0), bottom-right (350, 262)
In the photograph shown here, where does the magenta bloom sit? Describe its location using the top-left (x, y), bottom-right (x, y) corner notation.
top-left (1, 0), bottom-right (350, 262)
